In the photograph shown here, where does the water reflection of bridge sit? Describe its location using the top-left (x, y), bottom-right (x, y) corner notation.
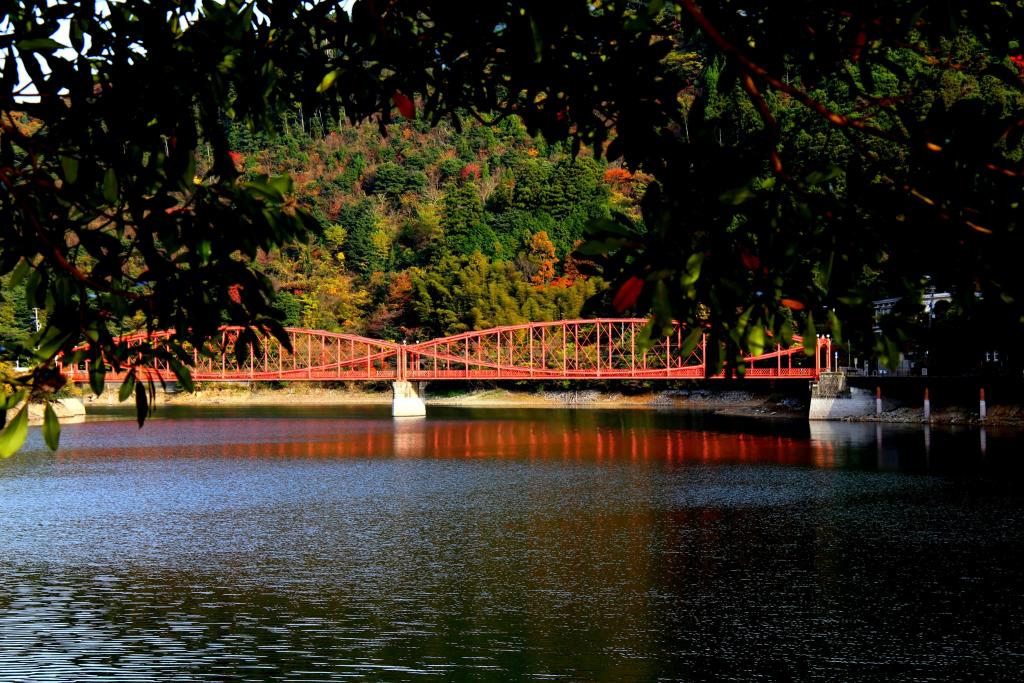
top-left (97, 419), bottom-right (985, 473)
top-left (390, 418), bottom-right (830, 466)
top-left (148, 418), bottom-right (827, 468)
top-left (56, 410), bottom-right (998, 472)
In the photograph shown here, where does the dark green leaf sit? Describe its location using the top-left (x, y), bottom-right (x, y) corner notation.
top-left (267, 175), bottom-right (293, 196)
top-left (89, 362), bottom-right (105, 396)
top-left (24, 267), bottom-right (45, 308)
top-left (197, 240), bottom-right (212, 264)
top-left (69, 19), bottom-right (84, 53)
top-left (171, 361), bottom-right (195, 393)
top-left (747, 325), bottom-right (766, 357)
top-left (16, 38), bottom-right (65, 51)
top-left (62, 156), bottom-right (79, 184)
top-left (32, 327), bottom-right (74, 363)
top-left (0, 390), bottom-right (27, 411)
top-left (827, 309), bottom-right (843, 344)
top-left (802, 314), bottom-right (816, 356)
top-left (576, 238), bottom-right (628, 256)
top-left (42, 403), bottom-right (61, 450)
top-left (135, 380), bottom-right (149, 428)
top-left (262, 320), bottom-right (293, 354)
top-left (651, 280), bottom-right (673, 327)
top-left (529, 17), bottom-right (543, 63)
top-left (805, 166), bottom-right (843, 185)
top-left (245, 176), bottom-right (284, 201)
top-left (877, 335), bottom-right (903, 371)
top-left (633, 318), bottom-right (660, 352)
top-left (780, 321), bottom-right (794, 347)
top-left (680, 253), bottom-right (704, 287)
top-left (103, 168), bottom-right (119, 203)
top-left (718, 185), bottom-right (756, 205)
top-left (679, 327), bottom-right (704, 359)
top-left (317, 69), bottom-right (340, 93)
top-left (234, 329), bottom-right (256, 367)
top-left (0, 406), bottom-right (29, 458)
top-left (118, 373), bottom-right (137, 402)
top-left (9, 258), bottom-right (30, 286)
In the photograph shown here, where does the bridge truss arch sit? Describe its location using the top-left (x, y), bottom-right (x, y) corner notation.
top-left (403, 318), bottom-right (828, 381)
top-left (64, 327), bottom-right (402, 384)
top-left (62, 320), bottom-right (830, 384)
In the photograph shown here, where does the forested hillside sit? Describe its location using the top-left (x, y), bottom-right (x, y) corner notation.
top-left (221, 114), bottom-right (636, 342)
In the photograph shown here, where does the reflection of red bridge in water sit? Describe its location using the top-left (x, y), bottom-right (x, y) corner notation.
top-left (63, 318), bottom-right (833, 384)
top-left (75, 417), bottom-right (836, 469)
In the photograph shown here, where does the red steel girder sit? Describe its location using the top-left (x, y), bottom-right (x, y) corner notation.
top-left (61, 321), bottom-right (830, 384)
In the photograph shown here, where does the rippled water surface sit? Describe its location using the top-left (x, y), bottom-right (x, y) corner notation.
top-left (1, 405), bottom-right (1022, 681)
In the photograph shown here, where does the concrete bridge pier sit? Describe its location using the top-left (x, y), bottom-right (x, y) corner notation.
top-left (809, 371), bottom-right (877, 420)
top-left (392, 381), bottom-right (427, 417)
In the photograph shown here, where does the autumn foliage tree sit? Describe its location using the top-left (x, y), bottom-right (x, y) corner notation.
top-left (527, 231), bottom-right (558, 285)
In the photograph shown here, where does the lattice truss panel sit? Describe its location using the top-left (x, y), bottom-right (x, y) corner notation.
top-left (405, 319), bottom-right (709, 379)
top-left (190, 328), bottom-right (400, 381)
top-left (64, 328), bottom-right (401, 383)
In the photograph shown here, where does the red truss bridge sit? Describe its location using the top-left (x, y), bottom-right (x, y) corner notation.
top-left (61, 319), bottom-right (833, 384)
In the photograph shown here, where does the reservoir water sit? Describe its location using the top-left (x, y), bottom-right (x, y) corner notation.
top-left (1, 405), bottom-right (1022, 681)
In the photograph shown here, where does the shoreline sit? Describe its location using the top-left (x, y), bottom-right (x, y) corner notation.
top-left (78, 385), bottom-right (1024, 426)
top-left (158, 386), bottom-right (804, 416)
